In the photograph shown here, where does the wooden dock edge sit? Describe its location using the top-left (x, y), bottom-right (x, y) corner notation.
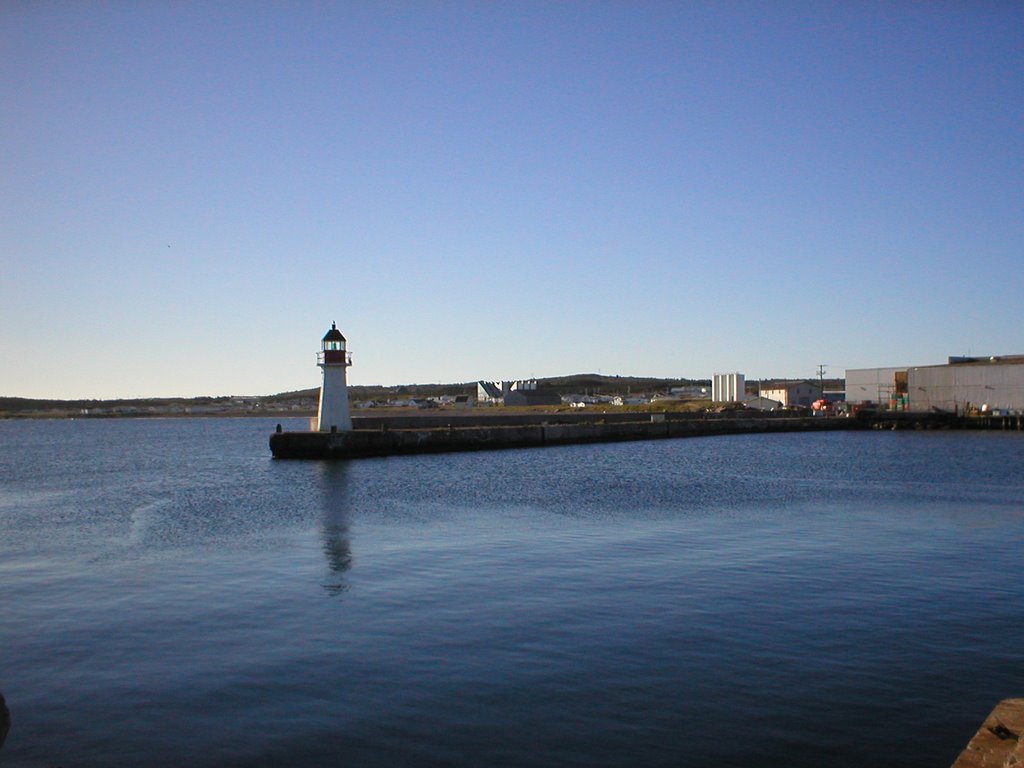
top-left (951, 699), bottom-right (1024, 767)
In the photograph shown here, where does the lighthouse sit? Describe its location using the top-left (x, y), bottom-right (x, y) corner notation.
top-left (316, 322), bottom-right (352, 431)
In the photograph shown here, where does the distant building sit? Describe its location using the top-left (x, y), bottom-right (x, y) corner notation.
top-left (846, 355), bottom-right (1024, 413)
top-left (612, 396), bottom-right (650, 406)
top-left (744, 395), bottom-right (783, 411)
top-left (564, 394), bottom-right (597, 407)
top-left (760, 381), bottom-right (821, 408)
top-left (477, 379), bottom-right (560, 407)
top-left (845, 366), bottom-right (908, 407)
top-left (712, 373), bottom-right (745, 403)
top-left (477, 381), bottom-right (504, 404)
top-left (505, 388), bottom-right (561, 407)
top-left (908, 355), bottom-right (1024, 414)
top-left (478, 380), bottom-right (538, 403)
top-left (669, 385), bottom-right (709, 399)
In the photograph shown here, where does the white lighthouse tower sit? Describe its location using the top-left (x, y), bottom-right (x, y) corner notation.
top-left (316, 322), bottom-right (352, 431)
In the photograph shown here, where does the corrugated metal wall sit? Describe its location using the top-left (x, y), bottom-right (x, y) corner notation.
top-left (908, 363), bottom-right (1024, 413)
top-left (844, 367), bottom-right (906, 404)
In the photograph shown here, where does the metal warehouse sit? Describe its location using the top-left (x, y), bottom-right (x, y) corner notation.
top-left (846, 356), bottom-right (1024, 415)
top-left (908, 356), bottom-right (1024, 414)
top-left (845, 366), bottom-right (907, 406)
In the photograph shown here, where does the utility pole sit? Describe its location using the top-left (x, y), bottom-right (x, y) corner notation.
top-left (817, 364), bottom-right (827, 399)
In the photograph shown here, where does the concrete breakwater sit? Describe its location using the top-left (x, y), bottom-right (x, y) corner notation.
top-left (269, 414), bottom-right (859, 459)
top-left (950, 698), bottom-right (1024, 768)
top-left (270, 410), bottom-right (1023, 459)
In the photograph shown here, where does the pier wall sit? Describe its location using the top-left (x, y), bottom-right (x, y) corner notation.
top-left (950, 698), bottom-right (1024, 767)
top-left (350, 410), bottom-right (796, 430)
top-left (270, 415), bottom-right (859, 459)
top-left (271, 411), bottom-right (1021, 459)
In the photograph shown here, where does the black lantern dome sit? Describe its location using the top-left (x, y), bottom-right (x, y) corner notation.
top-left (322, 322), bottom-right (346, 344)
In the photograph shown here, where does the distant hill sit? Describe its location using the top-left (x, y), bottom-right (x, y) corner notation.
top-left (0, 373), bottom-right (845, 418)
top-left (529, 373), bottom-right (708, 395)
top-left (0, 394), bottom-right (239, 415)
top-left (265, 373), bottom-right (712, 401)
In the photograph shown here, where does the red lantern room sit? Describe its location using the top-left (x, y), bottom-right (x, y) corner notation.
top-left (319, 322), bottom-right (350, 366)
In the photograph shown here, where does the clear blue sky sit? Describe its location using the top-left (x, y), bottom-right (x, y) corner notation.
top-left (2, 2), bottom-right (1021, 399)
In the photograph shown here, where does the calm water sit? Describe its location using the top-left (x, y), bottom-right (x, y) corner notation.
top-left (1, 418), bottom-right (1022, 767)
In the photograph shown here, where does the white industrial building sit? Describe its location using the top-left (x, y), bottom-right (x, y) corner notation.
top-left (476, 379), bottom-right (561, 407)
top-left (759, 381), bottom-right (822, 408)
top-left (845, 355), bottom-right (1024, 414)
top-left (477, 380), bottom-right (537, 404)
top-left (712, 373), bottom-right (745, 403)
top-left (845, 367), bottom-right (907, 406)
top-left (908, 356), bottom-right (1024, 414)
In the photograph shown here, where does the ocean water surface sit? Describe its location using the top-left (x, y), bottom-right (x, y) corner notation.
top-left (1, 417), bottom-right (1022, 767)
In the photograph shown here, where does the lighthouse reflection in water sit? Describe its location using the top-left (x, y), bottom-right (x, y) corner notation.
top-left (319, 462), bottom-right (353, 596)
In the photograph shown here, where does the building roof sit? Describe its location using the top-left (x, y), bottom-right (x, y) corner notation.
top-left (943, 355), bottom-right (1024, 366)
top-left (477, 381), bottom-right (503, 399)
top-left (322, 322), bottom-right (346, 342)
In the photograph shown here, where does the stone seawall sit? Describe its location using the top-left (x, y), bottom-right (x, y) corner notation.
top-left (950, 698), bottom-right (1024, 767)
top-left (269, 415), bottom-right (859, 460)
top-left (349, 410), bottom-right (797, 430)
